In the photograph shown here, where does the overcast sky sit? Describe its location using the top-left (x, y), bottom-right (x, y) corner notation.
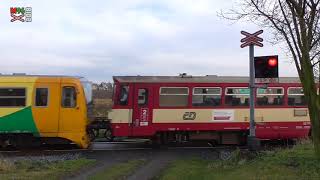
top-left (0, 0), bottom-right (298, 82)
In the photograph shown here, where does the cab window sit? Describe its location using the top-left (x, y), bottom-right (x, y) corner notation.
top-left (0, 88), bottom-right (26, 107)
top-left (192, 87), bottom-right (221, 106)
top-left (256, 87), bottom-right (284, 105)
top-left (288, 87), bottom-right (306, 106)
top-left (35, 88), bottom-right (48, 107)
top-left (225, 87), bottom-right (249, 106)
top-left (138, 88), bottom-right (148, 106)
top-left (62, 87), bottom-right (77, 108)
top-left (118, 85), bottom-right (129, 105)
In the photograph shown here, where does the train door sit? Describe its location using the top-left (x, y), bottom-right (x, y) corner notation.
top-left (32, 83), bottom-right (59, 134)
top-left (59, 84), bottom-right (83, 132)
top-left (131, 84), bottom-right (154, 136)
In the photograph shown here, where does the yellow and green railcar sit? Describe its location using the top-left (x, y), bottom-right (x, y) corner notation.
top-left (0, 75), bottom-right (93, 148)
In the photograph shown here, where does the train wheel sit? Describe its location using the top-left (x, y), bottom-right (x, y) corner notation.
top-left (104, 129), bottom-right (114, 142)
top-left (150, 133), bottom-right (162, 148)
top-left (208, 140), bottom-right (218, 147)
top-left (160, 132), bottom-right (169, 145)
top-left (87, 129), bottom-right (96, 141)
top-left (0, 139), bottom-right (8, 148)
top-left (11, 135), bottom-right (34, 148)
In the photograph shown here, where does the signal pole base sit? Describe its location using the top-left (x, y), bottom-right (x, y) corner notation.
top-left (247, 136), bottom-right (261, 151)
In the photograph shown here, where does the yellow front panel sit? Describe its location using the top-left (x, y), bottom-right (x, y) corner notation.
top-left (59, 78), bottom-right (87, 132)
top-left (57, 77), bottom-right (89, 148)
top-left (153, 108), bottom-right (310, 123)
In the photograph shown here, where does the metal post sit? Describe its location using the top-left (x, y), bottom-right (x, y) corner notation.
top-left (241, 30), bottom-right (263, 150)
top-left (249, 45), bottom-right (255, 137)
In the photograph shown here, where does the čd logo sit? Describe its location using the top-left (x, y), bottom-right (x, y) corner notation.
top-left (183, 112), bottom-right (197, 120)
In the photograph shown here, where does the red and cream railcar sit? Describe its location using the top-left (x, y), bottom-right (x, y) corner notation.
top-left (109, 75), bottom-right (310, 144)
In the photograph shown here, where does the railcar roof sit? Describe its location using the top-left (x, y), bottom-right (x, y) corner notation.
top-left (0, 74), bottom-right (83, 78)
top-left (113, 76), bottom-right (301, 83)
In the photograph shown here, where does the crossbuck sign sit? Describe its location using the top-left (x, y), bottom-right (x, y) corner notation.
top-left (240, 30), bottom-right (263, 48)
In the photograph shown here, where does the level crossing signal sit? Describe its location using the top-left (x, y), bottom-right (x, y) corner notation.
top-left (254, 55), bottom-right (279, 78)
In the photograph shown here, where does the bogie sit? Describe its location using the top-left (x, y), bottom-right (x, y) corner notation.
top-left (152, 131), bottom-right (246, 146)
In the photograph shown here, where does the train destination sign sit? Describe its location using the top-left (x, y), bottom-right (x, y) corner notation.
top-left (229, 88), bottom-right (271, 95)
top-left (229, 88), bottom-right (250, 95)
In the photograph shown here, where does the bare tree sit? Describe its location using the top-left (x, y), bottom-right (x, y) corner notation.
top-left (221, 0), bottom-right (320, 157)
top-left (96, 82), bottom-right (113, 91)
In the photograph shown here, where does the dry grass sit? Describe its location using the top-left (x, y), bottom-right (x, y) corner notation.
top-left (93, 98), bottom-right (113, 117)
top-left (92, 89), bottom-right (113, 117)
top-left (94, 99), bottom-right (113, 106)
top-left (0, 158), bottom-right (95, 180)
top-left (0, 159), bottom-right (15, 172)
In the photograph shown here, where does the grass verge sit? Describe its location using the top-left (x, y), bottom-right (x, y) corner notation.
top-left (0, 158), bottom-right (95, 180)
top-left (89, 159), bottom-right (145, 180)
top-left (158, 141), bottom-right (320, 180)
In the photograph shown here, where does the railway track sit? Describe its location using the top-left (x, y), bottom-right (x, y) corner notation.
top-left (0, 139), bottom-right (293, 156)
top-left (0, 141), bottom-right (249, 155)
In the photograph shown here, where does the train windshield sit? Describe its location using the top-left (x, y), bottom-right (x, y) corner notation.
top-left (80, 78), bottom-right (93, 104)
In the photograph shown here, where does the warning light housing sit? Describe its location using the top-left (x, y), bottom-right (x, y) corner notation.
top-left (254, 55), bottom-right (279, 78)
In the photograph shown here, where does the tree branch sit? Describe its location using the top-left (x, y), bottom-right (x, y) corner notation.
top-left (312, 59), bottom-right (320, 67)
top-left (279, 0), bottom-right (302, 59)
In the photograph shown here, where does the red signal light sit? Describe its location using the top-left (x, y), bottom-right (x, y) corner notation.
top-left (254, 55), bottom-right (279, 78)
top-left (268, 58), bottom-right (277, 67)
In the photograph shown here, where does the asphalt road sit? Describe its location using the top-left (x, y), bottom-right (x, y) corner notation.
top-left (76, 145), bottom-right (220, 180)
top-left (69, 141), bottom-right (227, 180)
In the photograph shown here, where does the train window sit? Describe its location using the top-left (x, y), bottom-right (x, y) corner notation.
top-left (288, 87), bottom-right (307, 106)
top-left (225, 87), bottom-right (249, 106)
top-left (159, 87), bottom-right (189, 107)
top-left (81, 80), bottom-right (93, 105)
top-left (118, 85), bottom-right (129, 105)
top-left (0, 88), bottom-right (26, 107)
top-left (138, 88), bottom-right (148, 106)
top-left (256, 87), bottom-right (284, 106)
top-left (192, 87), bottom-right (221, 106)
top-left (62, 87), bottom-right (77, 108)
top-left (35, 88), bottom-right (48, 107)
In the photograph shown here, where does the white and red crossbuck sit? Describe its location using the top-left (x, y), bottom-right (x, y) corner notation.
top-left (240, 30), bottom-right (263, 48)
